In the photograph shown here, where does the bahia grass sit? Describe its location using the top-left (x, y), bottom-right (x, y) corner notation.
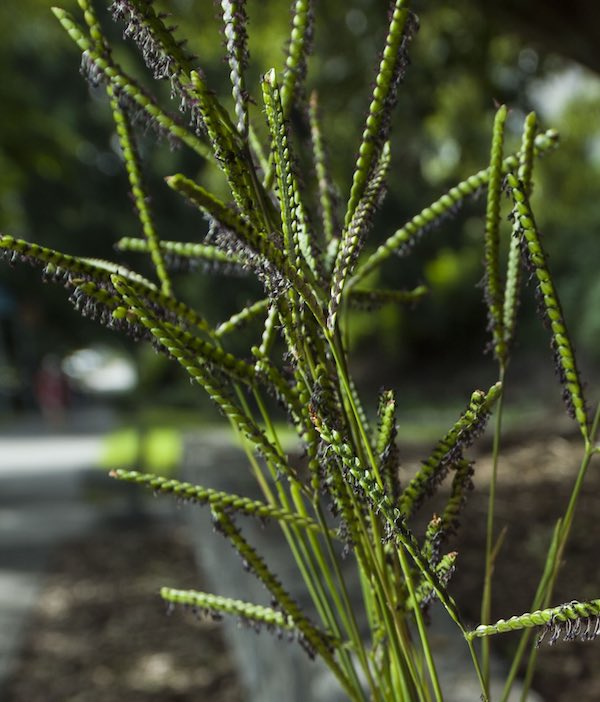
top-left (3, 1), bottom-right (600, 700)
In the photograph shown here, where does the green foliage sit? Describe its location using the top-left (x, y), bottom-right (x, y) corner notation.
top-left (3, 2), bottom-right (600, 701)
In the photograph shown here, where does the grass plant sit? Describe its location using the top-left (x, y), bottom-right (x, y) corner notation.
top-left (3, 1), bottom-right (600, 699)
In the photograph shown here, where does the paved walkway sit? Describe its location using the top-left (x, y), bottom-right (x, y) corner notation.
top-left (0, 409), bottom-right (115, 692)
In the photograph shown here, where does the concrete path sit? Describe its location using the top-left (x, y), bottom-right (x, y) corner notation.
top-left (0, 409), bottom-right (115, 692)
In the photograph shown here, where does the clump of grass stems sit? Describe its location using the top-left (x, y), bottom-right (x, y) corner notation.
top-left (3, 1), bottom-right (600, 700)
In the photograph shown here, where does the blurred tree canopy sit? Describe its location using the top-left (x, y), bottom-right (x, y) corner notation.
top-left (1, 0), bottom-right (600, 398)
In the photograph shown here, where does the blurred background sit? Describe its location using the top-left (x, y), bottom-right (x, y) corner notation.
top-left (1, 0), bottom-right (600, 700)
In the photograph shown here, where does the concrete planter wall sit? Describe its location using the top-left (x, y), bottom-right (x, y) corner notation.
top-left (181, 438), bottom-right (347, 702)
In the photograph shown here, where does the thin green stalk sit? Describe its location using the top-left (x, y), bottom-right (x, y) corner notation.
top-left (289, 484), bottom-right (370, 701)
top-left (253, 389), bottom-right (370, 700)
top-left (327, 329), bottom-right (382, 484)
top-left (324, 327), bottom-right (426, 699)
top-left (339, 475), bottom-right (420, 699)
top-left (334, 477), bottom-right (416, 699)
top-left (373, 580), bottom-right (427, 702)
top-left (220, 401), bottom-right (365, 691)
top-left (231, 424), bottom-right (366, 701)
top-left (481, 370), bottom-right (505, 691)
top-left (234, 388), bottom-right (331, 616)
top-left (254, 398), bottom-right (349, 629)
top-left (498, 518), bottom-right (561, 702)
top-left (466, 636), bottom-right (489, 702)
top-left (313, 500), bottom-right (383, 701)
top-left (518, 644), bottom-right (540, 702)
top-left (397, 546), bottom-right (443, 702)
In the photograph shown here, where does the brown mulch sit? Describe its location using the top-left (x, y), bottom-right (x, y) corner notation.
top-left (3, 522), bottom-right (243, 702)
top-left (452, 433), bottom-right (600, 702)
top-left (5, 432), bottom-right (600, 702)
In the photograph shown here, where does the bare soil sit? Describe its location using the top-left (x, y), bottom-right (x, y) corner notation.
top-left (3, 521), bottom-right (243, 702)
top-left (452, 432), bottom-right (600, 702)
top-left (5, 431), bottom-right (600, 701)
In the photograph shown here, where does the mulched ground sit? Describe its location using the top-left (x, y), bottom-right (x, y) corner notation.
top-left (3, 522), bottom-right (243, 702)
top-left (451, 432), bottom-right (600, 702)
top-left (5, 430), bottom-right (600, 702)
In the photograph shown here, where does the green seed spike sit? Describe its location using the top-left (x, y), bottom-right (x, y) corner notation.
top-left (80, 257), bottom-right (158, 291)
top-left (173, 323), bottom-right (301, 425)
top-left (311, 417), bottom-right (386, 511)
top-left (483, 104), bottom-right (507, 363)
top-left (343, 1), bottom-right (414, 230)
top-left (76, 0), bottom-right (107, 50)
top-left (312, 363), bottom-right (343, 428)
top-left (212, 509), bottom-right (343, 665)
top-left (262, 68), bottom-right (301, 267)
top-left (160, 320), bottom-right (260, 387)
top-left (507, 174), bottom-right (589, 439)
top-left (117, 288), bottom-right (256, 385)
top-left (215, 298), bottom-right (270, 337)
top-left (299, 412), bottom-right (321, 491)
top-left (111, 275), bottom-right (296, 479)
top-left (110, 469), bottom-right (329, 534)
top-left (0, 234), bottom-right (156, 292)
top-left (130, 281), bottom-right (212, 335)
top-left (348, 285), bottom-right (428, 310)
top-left (349, 129), bottom-right (560, 289)
top-left (51, 8), bottom-right (211, 159)
top-left (268, 296), bottom-right (302, 364)
top-left (69, 279), bottom-right (133, 330)
top-left (220, 0), bottom-right (249, 136)
top-left (68, 278), bottom-right (150, 338)
top-left (112, 0), bottom-right (192, 83)
top-left (72, 279), bottom-right (121, 311)
top-left (167, 174), bottom-right (325, 327)
top-left (411, 551), bottom-right (457, 609)
top-left (115, 237), bottom-right (242, 269)
top-left (517, 112), bottom-right (538, 194)
top-left (440, 459), bottom-right (474, 537)
top-left (262, 68), bottom-right (318, 278)
top-left (399, 383), bottom-right (502, 519)
top-left (422, 514), bottom-right (443, 566)
top-left (160, 588), bottom-right (298, 632)
top-left (166, 172), bottom-right (279, 277)
top-left (376, 389), bottom-right (397, 459)
top-left (109, 88), bottom-right (172, 297)
top-left (308, 91), bottom-right (338, 248)
top-left (328, 141), bottom-right (391, 331)
top-left (281, 0), bottom-right (314, 115)
top-left (188, 70), bottom-right (272, 235)
top-left (466, 598), bottom-right (600, 642)
top-left (327, 466), bottom-right (364, 547)
top-left (256, 304), bottom-right (278, 359)
top-left (376, 389), bottom-right (400, 502)
top-left (503, 112), bottom-right (538, 352)
top-left (312, 415), bottom-right (462, 626)
top-left (18, 237), bottom-right (212, 335)
top-left (250, 349), bottom-right (305, 423)
top-left (165, 173), bottom-right (255, 240)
